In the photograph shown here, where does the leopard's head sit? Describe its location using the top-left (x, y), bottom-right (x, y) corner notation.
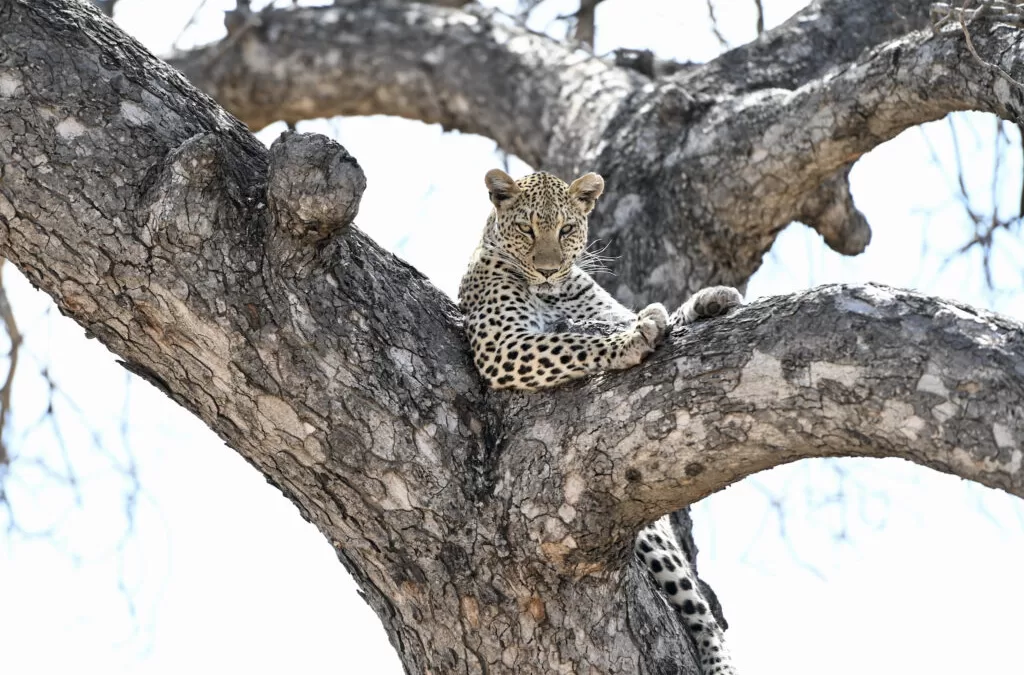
top-left (484, 169), bottom-right (604, 285)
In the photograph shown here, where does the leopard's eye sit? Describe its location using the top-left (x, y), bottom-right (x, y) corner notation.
top-left (516, 222), bottom-right (534, 237)
top-left (559, 224), bottom-right (575, 238)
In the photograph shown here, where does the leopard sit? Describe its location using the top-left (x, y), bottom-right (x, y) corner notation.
top-left (458, 168), bottom-right (742, 674)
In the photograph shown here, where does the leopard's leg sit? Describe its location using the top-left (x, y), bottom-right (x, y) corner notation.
top-left (636, 517), bottom-right (737, 675)
top-left (485, 303), bottom-right (669, 390)
top-left (674, 286), bottom-right (742, 325)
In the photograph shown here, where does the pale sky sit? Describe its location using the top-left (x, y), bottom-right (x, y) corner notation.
top-left (1, 1), bottom-right (1022, 674)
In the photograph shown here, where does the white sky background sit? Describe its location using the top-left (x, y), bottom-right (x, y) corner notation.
top-left (1, 1), bottom-right (1023, 674)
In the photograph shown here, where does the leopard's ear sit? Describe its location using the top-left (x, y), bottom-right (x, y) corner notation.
top-left (485, 169), bottom-right (521, 209)
top-left (568, 172), bottom-right (605, 214)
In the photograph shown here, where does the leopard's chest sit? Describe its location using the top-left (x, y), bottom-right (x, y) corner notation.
top-left (528, 285), bottom-right (589, 330)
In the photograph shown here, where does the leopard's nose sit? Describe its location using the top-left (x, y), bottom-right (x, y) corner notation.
top-left (538, 268), bottom-right (557, 279)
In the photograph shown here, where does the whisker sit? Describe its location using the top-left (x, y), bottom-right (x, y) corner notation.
top-left (582, 239), bottom-right (618, 260)
top-left (578, 265), bottom-right (616, 278)
top-left (578, 260), bottom-right (610, 269)
top-left (575, 243), bottom-right (617, 277)
top-left (577, 241), bottom-right (618, 270)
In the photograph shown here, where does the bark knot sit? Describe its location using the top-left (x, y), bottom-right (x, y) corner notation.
top-left (796, 166), bottom-right (872, 255)
top-left (267, 131), bottom-right (366, 241)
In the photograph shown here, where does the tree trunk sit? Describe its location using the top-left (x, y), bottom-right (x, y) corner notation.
top-left (1, 1), bottom-right (1022, 673)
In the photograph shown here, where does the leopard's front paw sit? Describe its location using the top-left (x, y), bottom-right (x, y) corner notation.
top-left (676, 286), bottom-right (742, 324)
top-left (612, 304), bottom-right (669, 369)
top-left (636, 302), bottom-right (669, 346)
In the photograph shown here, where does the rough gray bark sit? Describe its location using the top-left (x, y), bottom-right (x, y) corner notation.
top-left (1, 1), bottom-right (1023, 674)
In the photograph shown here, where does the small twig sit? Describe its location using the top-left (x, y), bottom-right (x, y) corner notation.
top-left (925, 115), bottom-right (1020, 291)
top-left (499, 146), bottom-right (512, 174)
top-left (0, 261), bottom-right (20, 468)
top-left (552, 0), bottom-right (607, 50)
top-left (930, 2), bottom-right (1024, 88)
top-left (752, 0), bottom-right (765, 35)
top-left (931, 1), bottom-right (1024, 281)
top-left (957, 0), bottom-right (1024, 91)
top-left (205, 2), bottom-right (267, 69)
top-left (573, 0), bottom-right (604, 50)
top-left (705, 0), bottom-right (730, 49)
top-left (172, 0), bottom-right (212, 52)
top-left (515, 0), bottom-right (546, 22)
top-left (931, 1), bottom-right (1024, 29)
top-left (746, 478), bottom-right (828, 581)
top-left (1018, 123), bottom-right (1024, 217)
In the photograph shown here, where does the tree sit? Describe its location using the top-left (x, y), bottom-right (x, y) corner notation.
top-left (1, 0), bottom-right (1022, 673)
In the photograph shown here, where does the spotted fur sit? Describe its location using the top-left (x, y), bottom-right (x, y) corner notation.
top-left (636, 518), bottom-right (736, 674)
top-left (459, 169), bottom-right (670, 390)
top-left (458, 169), bottom-right (742, 673)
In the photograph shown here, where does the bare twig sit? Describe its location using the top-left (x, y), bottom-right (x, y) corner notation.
top-left (0, 261), bottom-right (20, 468)
top-left (515, 0), bottom-right (546, 22)
top-left (171, 0), bottom-right (212, 51)
top-left (753, 0), bottom-right (765, 35)
top-left (207, 2), bottom-right (267, 68)
top-left (1018, 126), bottom-right (1024, 217)
top-left (931, 1), bottom-right (1024, 89)
top-left (705, 0), bottom-right (730, 49)
top-left (961, 1), bottom-right (1024, 89)
top-left (931, 1), bottom-right (1024, 30)
top-left (550, 0), bottom-right (607, 50)
top-left (921, 115), bottom-right (1021, 291)
top-left (0, 278), bottom-right (146, 621)
top-left (742, 478), bottom-right (827, 581)
top-left (498, 145), bottom-right (512, 174)
top-left (572, 0), bottom-right (602, 50)
top-left (708, 0), bottom-right (771, 47)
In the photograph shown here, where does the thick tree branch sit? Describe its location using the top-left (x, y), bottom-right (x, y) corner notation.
top-left (167, 0), bottom-right (638, 168)
top-left (682, 0), bottom-right (934, 96)
top-left (694, 21), bottom-right (1024, 251)
top-left (0, 0), bottom-right (483, 494)
top-left (168, 0), bottom-right (934, 140)
top-left (672, 0), bottom-right (936, 252)
top-left (0, 4), bottom-right (493, 667)
top-left (493, 284), bottom-right (1024, 567)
